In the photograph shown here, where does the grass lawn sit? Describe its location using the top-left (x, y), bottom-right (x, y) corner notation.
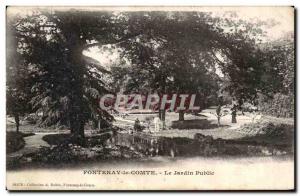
top-left (115, 110), bottom-right (294, 141)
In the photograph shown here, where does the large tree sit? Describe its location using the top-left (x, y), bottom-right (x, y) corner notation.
top-left (110, 12), bottom-right (262, 123)
top-left (7, 10), bottom-right (133, 139)
top-left (6, 14), bottom-right (32, 132)
top-left (208, 15), bottom-right (267, 123)
top-left (257, 33), bottom-right (294, 117)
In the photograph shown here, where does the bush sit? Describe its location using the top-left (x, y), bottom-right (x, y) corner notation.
top-left (258, 93), bottom-right (294, 118)
top-left (6, 132), bottom-right (25, 153)
top-left (133, 119), bottom-right (144, 132)
top-left (24, 114), bottom-right (39, 124)
top-left (42, 134), bottom-right (71, 146)
top-left (42, 132), bottom-right (113, 147)
top-left (238, 121), bottom-right (294, 147)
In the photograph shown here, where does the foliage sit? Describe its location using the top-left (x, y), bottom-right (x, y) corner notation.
top-left (7, 10), bottom-right (121, 137)
top-left (260, 34), bottom-right (294, 95)
top-left (6, 132), bottom-right (25, 153)
top-left (257, 34), bottom-right (294, 117)
top-left (6, 16), bottom-right (33, 131)
top-left (258, 93), bottom-right (294, 118)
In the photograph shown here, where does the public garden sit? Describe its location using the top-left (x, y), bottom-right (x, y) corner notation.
top-left (6, 8), bottom-right (294, 169)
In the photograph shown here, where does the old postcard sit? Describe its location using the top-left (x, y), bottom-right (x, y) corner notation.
top-left (6, 6), bottom-right (295, 191)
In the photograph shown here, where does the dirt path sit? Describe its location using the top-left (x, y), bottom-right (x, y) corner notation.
top-left (7, 133), bottom-right (54, 159)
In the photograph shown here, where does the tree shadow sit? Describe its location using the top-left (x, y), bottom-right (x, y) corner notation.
top-left (171, 119), bottom-right (229, 129)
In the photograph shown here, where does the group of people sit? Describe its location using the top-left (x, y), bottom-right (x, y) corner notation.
top-left (133, 117), bottom-right (162, 133)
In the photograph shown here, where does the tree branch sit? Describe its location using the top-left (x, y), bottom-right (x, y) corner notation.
top-left (83, 32), bottom-right (141, 50)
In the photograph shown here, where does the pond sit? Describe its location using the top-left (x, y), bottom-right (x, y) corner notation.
top-left (112, 132), bottom-right (292, 157)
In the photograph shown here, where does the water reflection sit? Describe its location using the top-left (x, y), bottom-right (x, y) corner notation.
top-left (113, 132), bottom-right (291, 157)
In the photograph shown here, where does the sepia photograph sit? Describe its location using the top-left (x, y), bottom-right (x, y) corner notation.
top-left (5, 6), bottom-right (295, 191)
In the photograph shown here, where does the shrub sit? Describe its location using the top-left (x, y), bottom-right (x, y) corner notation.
top-left (258, 93), bottom-right (294, 118)
top-left (6, 132), bottom-right (25, 153)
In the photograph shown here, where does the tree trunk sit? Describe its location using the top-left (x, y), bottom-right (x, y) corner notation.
top-left (69, 96), bottom-right (85, 138)
top-left (159, 109), bottom-right (166, 130)
top-left (179, 110), bottom-right (185, 121)
top-left (71, 116), bottom-right (85, 139)
top-left (217, 116), bottom-right (220, 126)
top-left (231, 114), bottom-right (237, 123)
top-left (14, 114), bottom-right (19, 132)
top-left (231, 105), bottom-right (238, 123)
top-left (231, 111), bottom-right (237, 123)
top-left (79, 117), bottom-right (85, 137)
top-left (98, 119), bottom-right (101, 131)
top-left (70, 115), bottom-right (85, 146)
top-left (68, 37), bottom-right (86, 140)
